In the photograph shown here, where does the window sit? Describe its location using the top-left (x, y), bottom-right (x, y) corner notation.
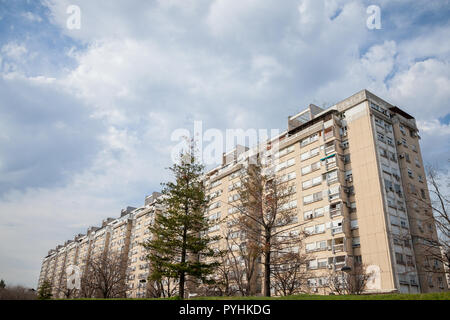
top-left (406, 255), bottom-right (414, 266)
top-left (389, 151), bottom-right (397, 162)
top-left (386, 137), bottom-right (393, 146)
top-left (314, 207), bottom-right (325, 217)
top-left (438, 277), bottom-right (444, 288)
top-left (402, 138), bottom-right (408, 147)
top-left (312, 175), bottom-right (322, 186)
top-left (228, 194), bottom-right (240, 203)
top-left (308, 260), bottom-right (318, 270)
top-left (287, 158), bottom-right (295, 167)
top-left (400, 218), bottom-right (408, 229)
top-left (280, 171), bottom-right (296, 183)
top-left (390, 215), bottom-right (400, 226)
top-left (274, 145), bottom-right (295, 159)
top-left (415, 157), bottom-right (421, 168)
top-left (326, 170), bottom-right (338, 183)
top-left (311, 161), bottom-right (321, 171)
top-left (304, 226), bottom-right (314, 235)
top-left (395, 252), bottom-right (405, 265)
top-left (352, 237), bottom-right (360, 248)
top-left (300, 133), bottom-right (319, 147)
top-left (313, 191), bottom-right (323, 202)
top-left (315, 224), bottom-right (325, 234)
top-left (420, 189), bottom-right (426, 199)
top-left (303, 194), bottom-right (313, 204)
top-left (301, 165), bottom-right (312, 175)
top-left (302, 180), bottom-right (312, 189)
top-left (374, 117), bottom-right (384, 126)
top-left (343, 154), bottom-right (351, 164)
top-left (318, 258), bottom-right (327, 268)
top-left (306, 242), bottom-right (316, 252)
top-left (384, 179), bottom-right (393, 192)
top-left (304, 210), bottom-right (313, 220)
top-left (405, 153), bottom-right (410, 163)
top-left (350, 219), bottom-right (359, 229)
top-left (301, 147), bottom-right (320, 161)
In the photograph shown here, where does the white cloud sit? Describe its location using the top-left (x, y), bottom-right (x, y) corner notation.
top-left (387, 59), bottom-right (450, 119)
top-left (21, 11), bottom-right (43, 23)
top-left (1, 42), bottom-right (27, 60)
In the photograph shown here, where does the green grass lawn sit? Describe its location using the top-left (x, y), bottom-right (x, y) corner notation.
top-left (69, 291), bottom-right (449, 300)
top-left (190, 291), bottom-right (450, 300)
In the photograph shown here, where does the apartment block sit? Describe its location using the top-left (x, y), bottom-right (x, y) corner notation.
top-left (38, 89), bottom-right (447, 297)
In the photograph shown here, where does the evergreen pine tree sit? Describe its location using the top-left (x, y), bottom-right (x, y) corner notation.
top-left (37, 280), bottom-right (53, 300)
top-left (143, 147), bottom-right (220, 299)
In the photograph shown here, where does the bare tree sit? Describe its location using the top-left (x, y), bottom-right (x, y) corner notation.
top-left (0, 285), bottom-right (37, 300)
top-left (422, 166), bottom-right (449, 271)
top-left (231, 156), bottom-right (305, 296)
top-left (146, 276), bottom-right (179, 298)
top-left (325, 262), bottom-right (373, 295)
top-left (197, 248), bottom-right (236, 297)
top-left (55, 269), bottom-right (79, 299)
top-left (81, 253), bottom-right (128, 298)
top-left (404, 165), bottom-right (449, 281)
top-left (221, 227), bottom-right (260, 296)
top-left (271, 250), bottom-right (310, 296)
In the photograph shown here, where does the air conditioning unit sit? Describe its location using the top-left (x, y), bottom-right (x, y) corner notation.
top-left (346, 176), bottom-right (353, 182)
top-left (306, 214), bottom-right (314, 220)
top-left (312, 288), bottom-right (318, 293)
top-left (327, 265), bottom-right (333, 269)
top-left (327, 246), bottom-right (332, 251)
top-left (399, 154), bottom-right (404, 159)
top-left (397, 140), bottom-right (402, 145)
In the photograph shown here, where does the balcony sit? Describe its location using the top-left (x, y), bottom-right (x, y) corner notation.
top-left (324, 127), bottom-right (335, 140)
top-left (328, 255), bottom-right (347, 270)
top-left (332, 243), bottom-right (345, 253)
top-left (329, 203), bottom-right (342, 218)
top-left (324, 145), bottom-right (336, 155)
top-left (326, 161), bottom-right (337, 171)
top-left (331, 226), bottom-right (343, 235)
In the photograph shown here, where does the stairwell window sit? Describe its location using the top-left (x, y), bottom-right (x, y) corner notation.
top-left (352, 237), bottom-right (360, 248)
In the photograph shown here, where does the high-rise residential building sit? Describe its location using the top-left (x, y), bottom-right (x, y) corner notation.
top-left (38, 89), bottom-right (447, 297)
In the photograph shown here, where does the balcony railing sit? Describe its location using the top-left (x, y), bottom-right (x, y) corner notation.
top-left (331, 227), bottom-right (343, 235)
top-left (324, 145), bottom-right (336, 155)
top-left (326, 162), bottom-right (337, 170)
top-left (324, 131), bottom-right (335, 140)
top-left (329, 208), bottom-right (342, 218)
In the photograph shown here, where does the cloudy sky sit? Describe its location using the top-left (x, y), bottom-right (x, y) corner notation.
top-left (0, 0), bottom-right (449, 288)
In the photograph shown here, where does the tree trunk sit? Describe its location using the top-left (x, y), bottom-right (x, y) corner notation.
top-left (179, 224), bottom-right (187, 299)
top-left (264, 233), bottom-right (271, 297)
